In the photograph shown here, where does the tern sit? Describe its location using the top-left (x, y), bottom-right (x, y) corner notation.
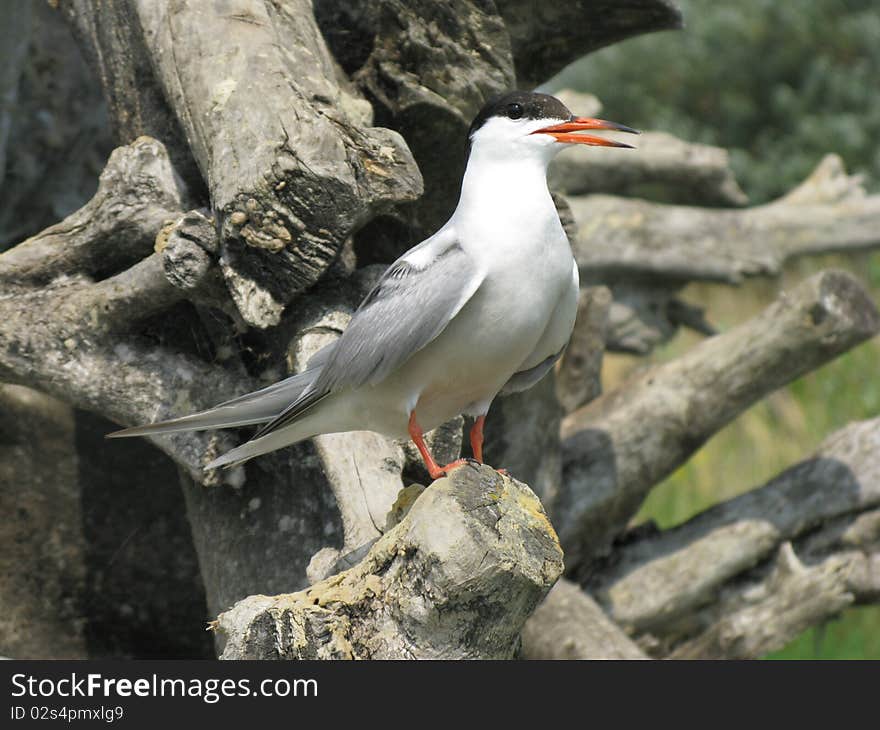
top-left (109, 91), bottom-right (637, 478)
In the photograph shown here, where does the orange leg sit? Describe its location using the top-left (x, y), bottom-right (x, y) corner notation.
top-left (470, 415), bottom-right (485, 463)
top-left (408, 411), bottom-right (469, 480)
top-left (471, 414), bottom-right (507, 475)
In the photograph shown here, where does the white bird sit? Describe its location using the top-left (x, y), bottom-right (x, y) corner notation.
top-left (109, 91), bottom-right (637, 478)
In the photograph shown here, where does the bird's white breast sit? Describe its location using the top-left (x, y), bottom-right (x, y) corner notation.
top-left (380, 156), bottom-right (574, 430)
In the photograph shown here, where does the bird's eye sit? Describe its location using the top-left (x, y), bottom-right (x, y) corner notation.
top-left (507, 103), bottom-right (524, 120)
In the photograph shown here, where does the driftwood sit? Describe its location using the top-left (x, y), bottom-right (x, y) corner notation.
top-left (0, 386), bottom-right (85, 659)
top-left (500, 1), bottom-right (682, 88)
top-left (556, 270), bottom-right (880, 575)
top-left (3, 0), bottom-right (880, 661)
top-left (568, 155), bottom-right (880, 353)
top-left (573, 155), bottom-right (879, 286)
top-left (589, 417), bottom-right (880, 654)
top-left (549, 91), bottom-right (747, 207)
top-left (0, 136), bottom-right (189, 286)
top-left (216, 465), bottom-right (563, 659)
top-left (521, 579), bottom-right (646, 660)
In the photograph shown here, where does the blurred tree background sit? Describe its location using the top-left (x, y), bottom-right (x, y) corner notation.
top-left (550, 0), bottom-right (880, 658)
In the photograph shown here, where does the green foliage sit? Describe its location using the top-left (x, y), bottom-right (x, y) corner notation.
top-left (550, 0), bottom-right (880, 203)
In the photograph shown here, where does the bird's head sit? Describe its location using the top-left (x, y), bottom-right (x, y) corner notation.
top-left (465, 91), bottom-right (638, 166)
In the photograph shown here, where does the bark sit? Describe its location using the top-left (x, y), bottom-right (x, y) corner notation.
top-left (500, 0), bottom-right (683, 88)
top-left (131, 0), bottom-right (422, 327)
top-left (216, 465), bottom-right (563, 659)
top-left (521, 579), bottom-right (647, 660)
top-left (667, 543), bottom-right (855, 660)
top-left (0, 2), bottom-right (111, 249)
top-left (0, 386), bottom-right (86, 659)
top-left (573, 155), bottom-right (880, 287)
top-left (549, 91), bottom-right (747, 207)
top-left (60, 0), bottom-right (202, 189)
top-left (0, 138), bottom-right (340, 618)
top-left (556, 270), bottom-right (880, 575)
top-left (588, 417), bottom-right (880, 656)
top-left (316, 0), bottom-right (515, 242)
top-left (567, 155), bottom-right (880, 354)
top-left (0, 136), bottom-right (189, 286)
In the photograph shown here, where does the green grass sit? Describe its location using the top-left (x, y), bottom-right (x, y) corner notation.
top-left (603, 253), bottom-right (880, 658)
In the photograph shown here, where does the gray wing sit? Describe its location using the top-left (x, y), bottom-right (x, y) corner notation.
top-left (252, 234), bottom-right (483, 439)
top-left (106, 344), bottom-right (335, 439)
top-left (499, 346), bottom-right (565, 396)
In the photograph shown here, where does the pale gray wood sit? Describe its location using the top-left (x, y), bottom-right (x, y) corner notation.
top-left (550, 131), bottom-right (748, 207)
top-left (0, 137), bottom-right (188, 286)
top-left (572, 155), bottom-right (880, 286)
top-left (216, 465), bottom-right (563, 659)
top-left (521, 579), bottom-right (647, 660)
top-left (555, 286), bottom-right (610, 413)
top-left (133, 0), bottom-right (422, 327)
top-left (556, 270), bottom-right (880, 575)
top-left (591, 417), bottom-right (880, 637)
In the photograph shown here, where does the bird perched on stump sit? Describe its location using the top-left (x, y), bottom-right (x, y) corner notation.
top-left (109, 91), bottom-right (637, 479)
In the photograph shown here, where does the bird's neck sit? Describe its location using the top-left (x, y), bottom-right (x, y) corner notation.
top-left (455, 153), bottom-right (557, 229)
top-left (453, 152), bottom-right (558, 239)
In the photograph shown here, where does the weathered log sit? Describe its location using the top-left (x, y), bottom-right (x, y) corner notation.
top-left (521, 579), bottom-right (646, 660)
top-left (591, 416), bottom-right (880, 638)
top-left (667, 543), bottom-right (854, 660)
top-left (555, 285), bottom-right (610, 413)
top-left (60, 0), bottom-right (201, 189)
top-left (0, 136), bottom-right (187, 286)
top-left (572, 155), bottom-right (880, 286)
top-left (317, 0), bottom-right (515, 244)
top-left (500, 1), bottom-right (683, 88)
top-left (216, 464), bottom-right (563, 659)
top-left (131, 0), bottom-right (422, 327)
top-left (0, 385), bottom-right (86, 659)
top-left (556, 270), bottom-right (880, 575)
top-left (565, 155), bottom-right (880, 353)
top-left (551, 130), bottom-right (748, 207)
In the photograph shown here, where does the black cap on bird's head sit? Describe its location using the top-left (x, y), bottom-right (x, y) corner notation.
top-left (465, 90), bottom-right (638, 161)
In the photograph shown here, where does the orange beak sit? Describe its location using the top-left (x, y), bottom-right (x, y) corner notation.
top-left (531, 117), bottom-right (639, 148)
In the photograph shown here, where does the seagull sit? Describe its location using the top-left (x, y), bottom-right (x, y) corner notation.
top-left (109, 91), bottom-right (637, 478)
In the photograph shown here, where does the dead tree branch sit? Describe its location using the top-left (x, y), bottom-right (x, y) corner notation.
top-left (573, 155), bottom-right (879, 286)
top-left (521, 579), bottom-right (646, 660)
top-left (0, 137), bottom-right (187, 286)
top-left (500, 1), bottom-right (683, 88)
top-left (590, 416), bottom-right (880, 646)
top-left (549, 91), bottom-right (747, 207)
top-left (216, 465), bottom-right (563, 659)
top-left (556, 270), bottom-right (880, 575)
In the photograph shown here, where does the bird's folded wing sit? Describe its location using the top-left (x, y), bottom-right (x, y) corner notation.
top-left (251, 231), bottom-right (484, 440)
top-left (499, 347), bottom-right (565, 396)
